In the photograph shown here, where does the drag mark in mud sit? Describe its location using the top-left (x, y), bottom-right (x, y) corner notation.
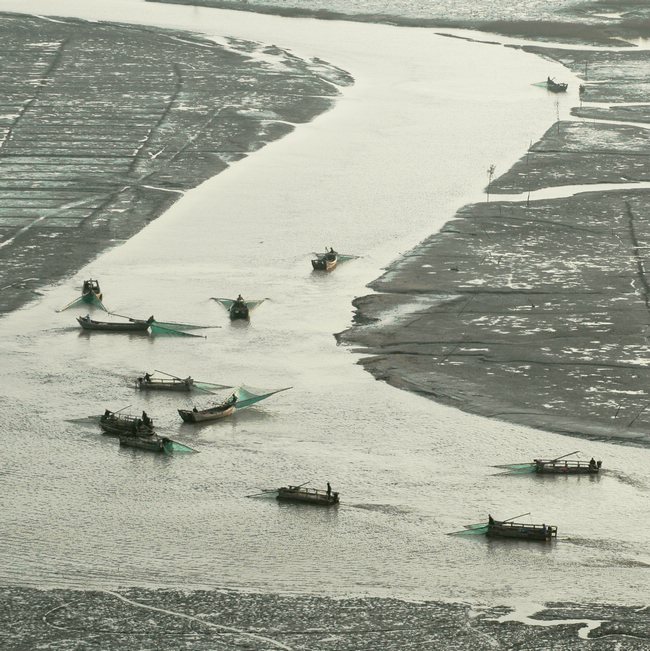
top-left (103, 590), bottom-right (295, 650)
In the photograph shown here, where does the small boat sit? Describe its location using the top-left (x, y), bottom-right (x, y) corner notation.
top-left (137, 373), bottom-right (194, 392)
top-left (178, 396), bottom-right (237, 423)
top-left (100, 410), bottom-right (155, 436)
top-left (119, 432), bottom-right (171, 452)
top-left (81, 279), bottom-right (102, 303)
top-left (534, 458), bottom-right (601, 474)
top-left (487, 516), bottom-right (556, 541)
top-left (311, 248), bottom-right (338, 272)
top-left (276, 484), bottom-right (339, 506)
top-left (77, 314), bottom-right (154, 332)
top-left (547, 77), bottom-right (568, 93)
top-left (230, 295), bottom-right (250, 321)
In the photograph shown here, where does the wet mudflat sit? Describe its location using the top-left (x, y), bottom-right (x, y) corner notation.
top-left (3, 585), bottom-right (650, 650)
top-left (342, 37), bottom-right (650, 442)
top-left (0, 13), bottom-right (349, 313)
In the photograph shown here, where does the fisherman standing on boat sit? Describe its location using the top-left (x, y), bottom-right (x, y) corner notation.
top-left (236, 294), bottom-right (244, 303)
top-left (144, 372), bottom-right (152, 383)
top-left (488, 514), bottom-right (494, 525)
top-left (327, 482), bottom-right (332, 497)
top-left (142, 411), bottom-right (151, 427)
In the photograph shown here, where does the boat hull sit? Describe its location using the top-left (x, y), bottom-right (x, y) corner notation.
top-left (276, 486), bottom-right (339, 506)
top-left (119, 434), bottom-right (168, 452)
top-left (487, 522), bottom-right (556, 541)
top-left (547, 81), bottom-right (568, 93)
top-left (230, 304), bottom-right (250, 320)
top-left (178, 405), bottom-right (235, 423)
top-left (78, 316), bottom-right (150, 332)
top-left (137, 378), bottom-right (193, 391)
top-left (311, 257), bottom-right (337, 272)
top-left (534, 459), bottom-right (601, 474)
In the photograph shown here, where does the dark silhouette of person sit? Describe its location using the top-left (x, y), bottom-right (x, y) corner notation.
top-left (327, 482), bottom-right (332, 497)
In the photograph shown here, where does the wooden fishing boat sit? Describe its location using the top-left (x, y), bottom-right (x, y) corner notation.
top-left (534, 458), bottom-right (601, 474)
top-left (311, 249), bottom-right (338, 272)
top-left (230, 299), bottom-right (250, 321)
top-left (178, 397), bottom-right (236, 423)
top-left (77, 315), bottom-right (153, 332)
top-left (137, 373), bottom-right (194, 392)
top-left (487, 517), bottom-right (557, 541)
top-left (81, 278), bottom-right (102, 303)
top-left (100, 410), bottom-right (155, 436)
top-left (276, 485), bottom-right (339, 506)
top-left (118, 432), bottom-right (171, 452)
top-left (547, 77), bottom-right (568, 93)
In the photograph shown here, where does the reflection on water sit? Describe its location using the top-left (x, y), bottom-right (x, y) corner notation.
top-left (1, 1), bottom-right (649, 606)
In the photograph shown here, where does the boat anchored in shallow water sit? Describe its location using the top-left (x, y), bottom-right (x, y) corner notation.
top-left (311, 247), bottom-right (338, 271)
top-left (276, 484), bottom-right (339, 506)
top-left (137, 371), bottom-right (194, 392)
top-left (534, 457), bottom-right (601, 474)
top-left (118, 432), bottom-right (172, 453)
top-left (77, 314), bottom-right (154, 332)
top-left (546, 76), bottom-right (568, 92)
top-left (100, 409), bottom-right (155, 436)
top-left (487, 515), bottom-right (557, 541)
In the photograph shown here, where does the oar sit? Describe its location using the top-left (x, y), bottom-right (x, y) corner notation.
top-left (502, 512), bottom-right (530, 523)
top-left (108, 311), bottom-right (140, 322)
top-left (154, 369), bottom-right (182, 380)
top-left (549, 451), bottom-right (580, 463)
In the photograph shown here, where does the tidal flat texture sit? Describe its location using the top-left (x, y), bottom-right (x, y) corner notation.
top-left (341, 43), bottom-right (650, 442)
top-left (0, 13), bottom-right (351, 313)
top-left (2, 586), bottom-right (650, 650)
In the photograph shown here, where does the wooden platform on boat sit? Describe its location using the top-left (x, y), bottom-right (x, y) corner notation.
top-left (276, 485), bottom-right (339, 506)
top-left (534, 458), bottom-right (601, 474)
top-left (137, 375), bottom-right (194, 391)
top-left (100, 411), bottom-right (154, 436)
top-left (487, 519), bottom-right (557, 541)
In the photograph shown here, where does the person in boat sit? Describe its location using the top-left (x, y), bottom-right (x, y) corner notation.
top-left (488, 514), bottom-right (495, 525)
top-left (236, 294), bottom-right (245, 304)
top-left (102, 409), bottom-right (112, 421)
top-left (143, 372), bottom-right (152, 383)
top-left (327, 481), bottom-right (332, 497)
top-left (228, 393), bottom-right (238, 406)
top-left (142, 411), bottom-right (151, 427)
top-left (589, 457), bottom-right (596, 467)
top-left (193, 406), bottom-right (198, 412)
top-left (147, 315), bottom-right (155, 324)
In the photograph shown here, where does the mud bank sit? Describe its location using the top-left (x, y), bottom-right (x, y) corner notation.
top-left (341, 42), bottom-right (650, 442)
top-left (148, 0), bottom-right (650, 46)
top-left (3, 586), bottom-right (649, 649)
top-left (0, 13), bottom-right (350, 314)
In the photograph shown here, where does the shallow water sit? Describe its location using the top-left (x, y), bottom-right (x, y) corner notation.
top-left (1, 1), bottom-right (650, 606)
